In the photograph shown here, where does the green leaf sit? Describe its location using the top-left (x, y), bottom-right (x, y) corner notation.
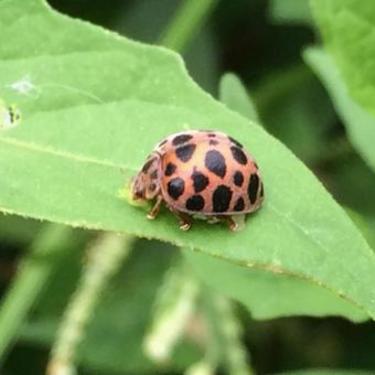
top-left (1, 0), bottom-right (375, 323)
top-left (310, 0), bottom-right (375, 111)
top-left (219, 73), bottom-right (259, 122)
top-left (324, 153), bottom-right (375, 217)
top-left (0, 224), bottom-right (85, 358)
top-left (255, 65), bottom-right (335, 164)
top-left (159, 0), bottom-right (218, 52)
top-left (304, 47), bottom-right (375, 172)
top-left (0, 214), bottom-right (41, 244)
top-left (310, 0), bottom-right (375, 172)
top-left (269, 0), bottom-right (312, 25)
top-left (120, 0), bottom-right (219, 92)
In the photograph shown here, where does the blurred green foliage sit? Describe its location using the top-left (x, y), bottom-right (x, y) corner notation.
top-left (0, 1), bottom-right (375, 375)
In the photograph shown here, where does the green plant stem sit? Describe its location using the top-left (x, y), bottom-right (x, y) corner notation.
top-left (0, 224), bottom-right (76, 360)
top-left (204, 292), bottom-right (255, 375)
top-left (219, 73), bottom-right (260, 123)
top-left (144, 259), bottom-right (199, 363)
top-left (254, 63), bottom-right (313, 115)
top-left (159, 0), bottom-right (218, 52)
top-left (47, 233), bottom-right (133, 375)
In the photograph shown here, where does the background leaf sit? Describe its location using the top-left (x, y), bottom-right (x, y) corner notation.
top-left (310, 0), bottom-right (375, 112)
top-left (310, 0), bottom-right (375, 172)
top-left (219, 73), bottom-right (260, 122)
top-left (0, 215), bottom-right (41, 244)
top-left (304, 47), bottom-right (375, 173)
top-left (117, 0), bottom-right (219, 92)
top-left (269, 0), bottom-right (312, 25)
top-left (0, 224), bottom-right (86, 358)
top-left (254, 65), bottom-right (336, 165)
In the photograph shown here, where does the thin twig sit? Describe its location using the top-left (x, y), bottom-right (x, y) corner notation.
top-left (159, 0), bottom-right (218, 52)
top-left (47, 233), bottom-right (133, 375)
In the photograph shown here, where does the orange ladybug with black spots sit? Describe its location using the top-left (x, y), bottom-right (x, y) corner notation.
top-left (131, 130), bottom-right (264, 231)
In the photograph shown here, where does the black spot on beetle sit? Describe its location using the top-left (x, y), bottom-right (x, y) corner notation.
top-left (191, 169), bottom-right (209, 193)
top-left (230, 146), bottom-right (248, 165)
top-left (229, 136), bottom-right (243, 148)
top-left (150, 170), bottom-right (158, 179)
top-left (233, 171), bottom-right (244, 187)
top-left (175, 144), bottom-right (196, 162)
top-left (165, 162), bottom-right (177, 176)
top-left (207, 133), bottom-right (216, 138)
top-left (248, 174), bottom-right (259, 204)
top-left (186, 195), bottom-right (205, 211)
top-left (205, 150), bottom-right (226, 178)
top-left (209, 139), bottom-right (219, 146)
top-left (212, 185), bottom-right (233, 212)
top-left (172, 133), bottom-right (193, 146)
top-left (167, 178), bottom-right (185, 200)
top-left (234, 197), bottom-right (245, 211)
top-left (142, 157), bottom-right (156, 173)
top-left (149, 183), bottom-right (157, 192)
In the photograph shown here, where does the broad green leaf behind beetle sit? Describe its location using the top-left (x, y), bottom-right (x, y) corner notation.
top-left (310, 0), bottom-right (375, 172)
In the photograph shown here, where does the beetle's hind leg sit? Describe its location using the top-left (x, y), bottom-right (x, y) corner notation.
top-left (147, 195), bottom-right (163, 220)
top-left (223, 216), bottom-right (238, 231)
top-left (169, 208), bottom-right (192, 231)
top-left (216, 215), bottom-right (245, 232)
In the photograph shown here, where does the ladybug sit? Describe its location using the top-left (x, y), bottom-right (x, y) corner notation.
top-left (131, 130), bottom-right (264, 231)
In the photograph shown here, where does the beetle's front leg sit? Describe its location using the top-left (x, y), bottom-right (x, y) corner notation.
top-left (147, 195), bottom-right (163, 220)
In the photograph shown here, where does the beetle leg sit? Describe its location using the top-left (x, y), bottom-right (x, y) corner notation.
top-left (216, 215), bottom-right (239, 231)
top-left (178, 213), bottom-right (192, 231)
top-left (228, 216), bottom-right (239, 231)
top-left (170, 209), bottom-right (192, 231)
top-left (147, 195), bottom-right (163, 220)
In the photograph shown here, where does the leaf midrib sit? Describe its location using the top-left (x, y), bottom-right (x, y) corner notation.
top-left (0, 136), bottom-right (124, 170)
